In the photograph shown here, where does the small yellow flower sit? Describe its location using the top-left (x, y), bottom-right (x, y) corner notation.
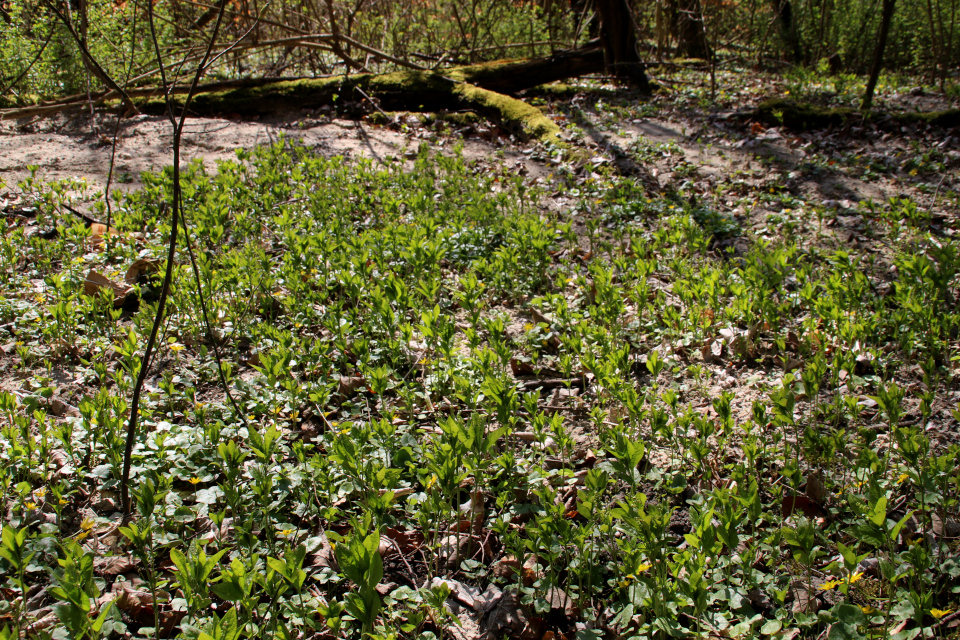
top-left (523, 323), bottom-right (534, 332)
top-left (897, 473), bottom-right (909, 484)
top-left (818, 579), bottom-right (842, 591)
top-left (25, 502), bottom-right (37, 511)
top-left (189, 477), bottom-right (201, 485)
top-left (35, 488), bottom-right (47, 499)
top-left (931, 609), bottom-right (953, 620)
top-left (279, 529), bottom-right (295, 536)
top-left (58, 498), bottom-right (68, 505)
top-left (426, 474), bottom-right (438, 490)
top-left (637, 563), bottom-right (652, 573)
top-left (848, 572), bottom-right (864, 584)
top-left (169, 343), bottom-right (185, 352)
top-left (860, 605), bottom-right (876, 615)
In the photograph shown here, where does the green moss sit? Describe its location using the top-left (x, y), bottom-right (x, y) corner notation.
top-left (130, 68), bottom-right (565, 145)
top-left (425, 111), bottom-right (480, 126)
top-left (454, 82), bottom-right (561, 144)
top-left (897, 108), bottom-right (960, 127)
top-left (756, 99), bottom-right (855, 130)
top-left (757, 98), bottom-right (960, 131)
top-left (447, 59), bottom-right (526, 85)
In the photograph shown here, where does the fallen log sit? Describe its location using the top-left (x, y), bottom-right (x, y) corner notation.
top-left (2, 44), bottom-right (617, 145)
top-left (133, 44), bottom-right (616, 143)
top-left (754, 98), bottom-right (960, 131)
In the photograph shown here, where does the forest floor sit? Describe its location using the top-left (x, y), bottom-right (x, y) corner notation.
top-left (1, 66), bottom-right (960, 640)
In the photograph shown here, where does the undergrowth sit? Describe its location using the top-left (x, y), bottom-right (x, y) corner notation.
top-left (0, 139), bottom-right (959, 640)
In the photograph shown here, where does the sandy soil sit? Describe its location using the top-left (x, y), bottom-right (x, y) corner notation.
top-left (0, 113), bottom-right (420, 195)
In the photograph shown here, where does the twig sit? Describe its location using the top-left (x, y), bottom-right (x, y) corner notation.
top-left (353, 86), bottom-right (395, 125)
top-left (121, 0), bottom-right (234, 517)
top-left (106, 0), bottom-right (142, 230)
top-left (178, 201), bottom-right (249, 432)
top-left (59, 202), bottom-right (103, 227)
top-left (521, 377), bottom-right (587, 391)
top-left (39, 0), bottom-right (135, 110)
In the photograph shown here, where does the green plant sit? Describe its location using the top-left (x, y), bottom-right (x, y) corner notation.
top-left (329, 518), bottom-right (384, 636)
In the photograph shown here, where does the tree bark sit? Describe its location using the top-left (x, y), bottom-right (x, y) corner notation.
top-left (862, 0), bottom-right (896, 110)
top-left (190, 0), bottom-right (233, 32)
top-left (594, 0), bottom-right (652, 91)
top-left (673, 0), bottom-right (712, 59)
top-left (769, 0), bottom-right (803, 62)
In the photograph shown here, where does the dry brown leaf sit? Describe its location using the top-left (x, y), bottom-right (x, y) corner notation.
top-left (782, 495), bottom-right (826, 519)
top-left (483, 589), bottom-right (528, 638)
top-left (382, 527), bottom-right (424, 552)
top-left (308, 534), bottom-right (338, 570)
top-left (701, 340), bottom-right (724, 364)
top-left (90, 223), bottom-right (122, 241)
top-left (125, 258), bottom-right (159, 286)
top-left (83, 270), bottom-right (133, 306)
top-left (94, 554), bottom-right (139, 576)
top-left (789, 580), bottom-right (820, 615)
top-left (45, 395), bottom-right (80, 418)
top-left (510, 358), bottom-right (536, 376)
top-left (521, 555), bottom-right (541, 587)
top-left (545, 587), bottom-right (578, 617)
top-left (805, 473), bottom-right (827, 503)
top-left (491, 556), bottom-right (521, 581)
top-left (338, 375), bottom-right (368, 397)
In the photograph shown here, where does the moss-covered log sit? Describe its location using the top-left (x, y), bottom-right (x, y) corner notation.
top-left (756, 98), bottom-right (960, 131)
top-left (138, 70), bottom-right (563, 144)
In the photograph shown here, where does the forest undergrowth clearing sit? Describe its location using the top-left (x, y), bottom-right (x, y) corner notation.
top-left (1, 72), bottom-right (960, 640)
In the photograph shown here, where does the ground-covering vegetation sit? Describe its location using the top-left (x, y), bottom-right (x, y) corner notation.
top-left (2, 0), bottom-right (960, 638)
top-left (2, 85), bottom-right (960, 637)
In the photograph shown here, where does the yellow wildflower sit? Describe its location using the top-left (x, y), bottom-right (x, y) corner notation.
top-left (76, 517), bottom-right (95, 540)
top-left (189, 477), bottom-right (201, 485)
top-left (848, 572), bottom-right (864, 585)
top-left (931, 609), bottom-right (953, 620)
top-left (818, 579), bottom-right (842, 591)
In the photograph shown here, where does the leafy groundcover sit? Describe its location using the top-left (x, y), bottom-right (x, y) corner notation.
top-left (0, 138), bottom-right (959, 640)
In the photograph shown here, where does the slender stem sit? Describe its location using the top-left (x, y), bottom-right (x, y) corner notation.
top-left (121, 0), bottom-right (232, 516)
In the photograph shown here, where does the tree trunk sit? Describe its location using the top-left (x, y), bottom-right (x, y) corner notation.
top-left (191, 0), bottom-right (234, 32)
top-left (674, 0), bottom-right (712, 59)
top-left (862, 0), bottom-right (896, 110)
top-left (594, 0), bottom-right (652, 91)
top-left (769, 0), bottom-right (803, 62)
